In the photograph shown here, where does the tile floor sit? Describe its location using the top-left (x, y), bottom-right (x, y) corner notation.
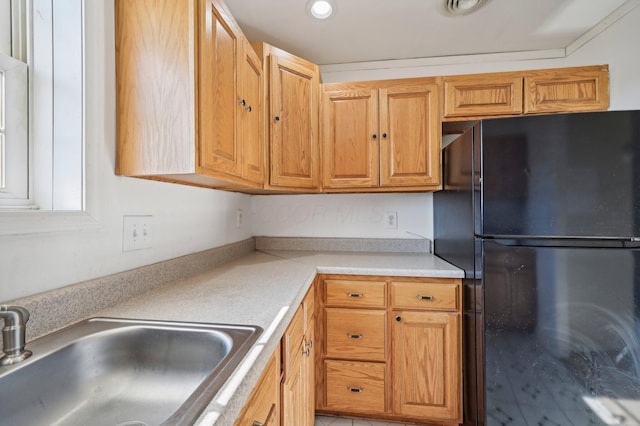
top-left (315, 415), bottom-right (421, 426)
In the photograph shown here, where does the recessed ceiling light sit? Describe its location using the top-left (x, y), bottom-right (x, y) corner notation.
top-left (443, 0), bottom-right (490, 16)
top-left (306, 0), bottom-right (335, 20)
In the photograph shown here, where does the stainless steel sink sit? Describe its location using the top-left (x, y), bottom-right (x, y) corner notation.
top-left (0, 317), bottom-right (262, 426)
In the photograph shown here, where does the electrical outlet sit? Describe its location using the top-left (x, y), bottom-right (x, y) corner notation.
top-left (385, 211), bottom-right (398, 229)
top-left (123, 215), bottom-right (153, 252)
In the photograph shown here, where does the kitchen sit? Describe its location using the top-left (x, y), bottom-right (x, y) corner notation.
top-left (1, 0), bottom-right (640, 425)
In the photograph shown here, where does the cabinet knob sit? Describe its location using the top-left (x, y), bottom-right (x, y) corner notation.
top-left (372, 134), bottom-right (377, 139)
top-left (274, 115), bottom-right (280, 122)
top-left (382, 133), bottom-right (388, 138)
top-left (302, 347), bottom-right (311, 357)
top-left (245, 105), bottom-right (252, 112)
top-left (238, 98), bottom-right (246, 106)
top-left (395, 315), bottom-right (402, 322)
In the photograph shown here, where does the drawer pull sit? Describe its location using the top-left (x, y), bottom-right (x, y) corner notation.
top-left (347, 333), bottom-right (364, 339)
top-left (348, 387), bottom-right (364, 393)
top-left (416, 294), bottom-right (434, 301)
top-left (348, 292), bottom-right (363, 298)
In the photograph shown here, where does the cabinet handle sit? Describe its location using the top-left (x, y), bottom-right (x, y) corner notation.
top-left (372, 134), bottom-right (377, 139)
top-left (252, 421), bottom-right (264, 426)
top-left (395, 315), bottom-right (402, 322)
top-left (348, 292), bottom-right (363, 298)
top-left (302, 347), bottom-right (310, 357)
top-left (305, 339), bottom-right (313, 349)
top-left (274, 115), bottom-right (280, 122)
top-left (416, 294), bottom-right (434, 301)
top-left (347, 387), bottom-right (364, 393)
top-left (238, 98), bottom-right (246, 106)
top-left (245, 105), bottom-right (252, 112)
top-left (382, 133), bottom-right (388, 138)
top-left (348, 333), bottom-right (364, 339)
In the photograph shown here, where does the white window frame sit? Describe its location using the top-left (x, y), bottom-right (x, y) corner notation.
top-left (0, 0), bottom-right (101, 234)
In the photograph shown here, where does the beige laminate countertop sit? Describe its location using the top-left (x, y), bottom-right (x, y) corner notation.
top-left (97, 249), bottom-right (463, 425)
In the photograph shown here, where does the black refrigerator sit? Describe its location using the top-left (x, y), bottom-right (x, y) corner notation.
top-left (434, 111), bottom-right (640, 426)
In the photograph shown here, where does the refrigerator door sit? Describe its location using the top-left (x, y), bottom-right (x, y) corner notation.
top-left (483, 240), bottom-right (640, 426)
top-left (480, 111), bottom-right (640, 239)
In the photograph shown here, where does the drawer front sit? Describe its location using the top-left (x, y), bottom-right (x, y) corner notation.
top-left (391, 281), bottom-right (459, 311)
top-left (325, 360), bottom-right (386, 413)
top-left (325, 279), bottom-right (386, 308)
top-left (326, 309), bottom-right (386, 361)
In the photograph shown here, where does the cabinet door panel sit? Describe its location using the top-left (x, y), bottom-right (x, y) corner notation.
top-left (321, 88), bottom-right (379, 188)
top-left (524, 68), bottom-right (609, 114)
top-left (443, 75), bottom-right (524, 118)
top-left (379, 84), bottom-right (440, 187)
top-left (392, 310), bottom-right (461, 422)
top-left (198, 0), bottom-right (240, 176)
top-left (270, 55), bottom-right (319, 189)
top-left (239, 40), bottom-right (264, 184)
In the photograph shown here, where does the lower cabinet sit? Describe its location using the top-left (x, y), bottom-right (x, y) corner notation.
top-left (237, 284), bottom-right (315, 425)
top-left (316, 275), bottom-right (463, 425)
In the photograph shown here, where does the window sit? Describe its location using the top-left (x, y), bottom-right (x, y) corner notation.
top-left (0, 0), bottom-right (85, 211)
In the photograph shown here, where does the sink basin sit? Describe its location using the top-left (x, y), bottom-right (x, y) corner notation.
top-left (0, 317), bottom-right (262, 426)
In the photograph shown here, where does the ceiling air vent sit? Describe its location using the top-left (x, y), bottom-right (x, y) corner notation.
top-left (444, 0), bottom-right (490, 16)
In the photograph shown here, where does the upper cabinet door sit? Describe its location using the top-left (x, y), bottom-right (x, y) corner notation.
top-left (269, 52), bottom-right (320, 189)
top-left (239, 40), bottom-right (264, 184)
top-left (198, 0), bottom-right (241, 177)
top-left (524, 66), bottom-right (609, 114)
top-left (379, 83), bottom-right (440, 187)
top-left (321, 87), bottom-right (379, 188)
top-left (443, 75), bottom-right (524, 118)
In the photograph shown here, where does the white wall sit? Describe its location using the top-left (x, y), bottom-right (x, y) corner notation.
top-left (0, 1), bottom-right (253, 302)
top-left (252, 193), bottom-right (432, 240)
top-left (253, 6), bottom-right (640, 241)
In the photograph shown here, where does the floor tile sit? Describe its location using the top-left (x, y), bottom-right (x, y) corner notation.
top-left (315, 415), bottom-right (354, 426)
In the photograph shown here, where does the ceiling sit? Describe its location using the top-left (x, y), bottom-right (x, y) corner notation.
top-left (224, 0), bottom-right (637, 66)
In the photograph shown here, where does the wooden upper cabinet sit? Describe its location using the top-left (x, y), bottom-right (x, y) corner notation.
top-left (524, 66), bottom-right (609, 114)
top-left (443, 75), bottom-right (523, 118)
top-left (379, 82), bottom-right (440, 187)
top-left (115, 0), bottom-right (264, 190)
top-left (321, 87), bottom-right (379, 188)
top-left (253, 43), bottom-right (320, 191)
top-left (321, 78), bottom-right (441, 192)
top-left (442, 65), bottom-right (609, 121)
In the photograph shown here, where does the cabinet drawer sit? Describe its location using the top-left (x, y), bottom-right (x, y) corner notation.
top-left (391, 281), bottom-right (459, 311)
top-left (326, 309), bottom-right (386, 361)
top-left (325, 360), bottom-right (386, 413)
top-left (325, 279), bottom-right (386, 308)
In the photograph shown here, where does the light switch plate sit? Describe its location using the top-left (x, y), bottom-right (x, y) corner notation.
top-left (123, 215), bottom-right (153, 252)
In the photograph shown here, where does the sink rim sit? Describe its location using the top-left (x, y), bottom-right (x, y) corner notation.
top-left (0, 317), bottom-right (263, 426)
